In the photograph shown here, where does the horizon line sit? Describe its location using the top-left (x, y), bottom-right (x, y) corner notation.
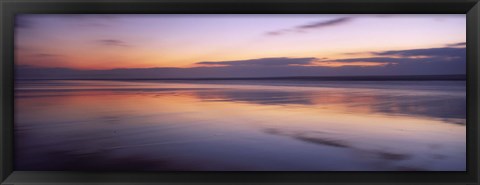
top-left (16, 74), bottom-right (467, 81)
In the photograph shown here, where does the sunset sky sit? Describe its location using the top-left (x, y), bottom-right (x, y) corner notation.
top-left (15, 14), bottom-right (466, 79)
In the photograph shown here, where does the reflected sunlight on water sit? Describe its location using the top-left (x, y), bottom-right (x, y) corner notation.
top-left (14, 80), bottom-right (466, 171)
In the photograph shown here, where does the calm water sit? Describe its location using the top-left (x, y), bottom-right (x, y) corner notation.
top-left (14, 80), bottom-right (466, 171)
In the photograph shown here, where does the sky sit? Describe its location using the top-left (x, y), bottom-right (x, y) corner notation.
top-left (15, 14), bottom-right (466, 79)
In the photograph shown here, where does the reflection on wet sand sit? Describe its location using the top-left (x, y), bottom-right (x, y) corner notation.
top-left (194, 88), bottom-right (466, 121)
top-left (15, 80), bottom-right (466, 171)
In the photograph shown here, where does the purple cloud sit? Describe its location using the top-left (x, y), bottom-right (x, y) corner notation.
top-left (197, 57), bottom-right (316, 67)
top-left (446, 42), bottom-right (466, 47)
top-left (266, 17), bottom-right (354, 36)
top-left (372, 47), bottom-right (465, 58)
top-left (297, 17), bottom-right (354, 29)
top-left (31, 53), bottom-right (62, 58)
top-left (96, 39), bottom-right (130, 47)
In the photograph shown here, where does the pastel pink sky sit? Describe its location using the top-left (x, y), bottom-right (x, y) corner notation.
top-left (15, 14), bottom-right (465, 70)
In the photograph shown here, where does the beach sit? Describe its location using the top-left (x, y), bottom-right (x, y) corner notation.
top-left (14, 80), bottom-right (466, 171)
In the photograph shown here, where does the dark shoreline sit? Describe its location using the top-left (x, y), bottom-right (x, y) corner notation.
top-left (16, 74), bottom-right (466, 81)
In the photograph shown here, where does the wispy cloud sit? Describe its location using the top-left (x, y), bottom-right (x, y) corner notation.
top-left (266, 17), bottom-right (354, 36)
top-left (31, 53), bottom-right (62, 58)
top-left (446, 42), bottom-right (466, 47)
top-left (297, 17), bottom-right (354, 29)
top-left (196, 57), bottom-right (316, 67)
top-left (323, 46), bottom-right (466, 67)
top-left (320, 57), bottom-right (427, 65)
top-left (372, 47), bottom-right (466, 58)
top-left (197, 45), bottom-right (465, 69)
top-left (96, 39), bottom-right (130, 47)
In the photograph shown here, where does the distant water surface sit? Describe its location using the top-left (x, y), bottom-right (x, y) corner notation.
top-left (15, 80), bottom-right (466, 171)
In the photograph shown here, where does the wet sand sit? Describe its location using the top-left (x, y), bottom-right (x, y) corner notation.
top-left (14, 80), bottom-right (466, 171)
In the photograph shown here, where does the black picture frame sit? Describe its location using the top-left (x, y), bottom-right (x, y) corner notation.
top-left (1, 0), bottom-right (479, 184)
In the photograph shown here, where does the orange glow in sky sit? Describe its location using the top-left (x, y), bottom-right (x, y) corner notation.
top-left (15, 14), bottom-right (465, 70)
